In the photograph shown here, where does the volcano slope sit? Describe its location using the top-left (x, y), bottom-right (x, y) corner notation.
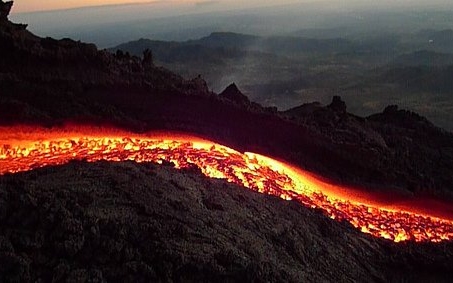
top-left (2, 1), bottom-right (453, 281)
top-left (1, 161), bottom-right (453, 282)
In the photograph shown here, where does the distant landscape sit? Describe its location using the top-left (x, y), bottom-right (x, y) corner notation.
top-left (111, 28), bottom-right (453, 130)
top-left (12, 1), bottom-right (453, 130)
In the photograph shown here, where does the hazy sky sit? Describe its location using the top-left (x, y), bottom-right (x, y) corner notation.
top-left (12, 0), bottom-right (453, 14)
top-left (14, 0), bottom-right (160, 13)
top-left (12, 0), bottom-right (295, 13)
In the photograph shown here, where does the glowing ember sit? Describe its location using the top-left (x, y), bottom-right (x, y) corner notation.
top-left (1, 126), bottom-right (453, 243)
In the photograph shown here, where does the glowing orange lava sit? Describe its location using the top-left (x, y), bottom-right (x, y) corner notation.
top-left (1, 125), bottom-right (453, 243)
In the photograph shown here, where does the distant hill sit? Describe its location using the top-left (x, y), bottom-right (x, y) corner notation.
top-left (417, 29), bottom-right (453, 47)
top-left (110, 31), bottom-right (453, 131)
top-left (192, 32), bottom-right (260, 50)
top-left (111, 32), bottom-right (357, 59)
top-left (292, 27), bottom-right (350, 39)
top-left (110, 38), bottom-right (246, 64)
top-left (392, 50), bottom-right (453, 67)
top-left (378, 65), bottom-right (453, 93)
top-left (406, 29), bottom-right (453, 53)
top-left (196, 32), bottom-right (355, 54)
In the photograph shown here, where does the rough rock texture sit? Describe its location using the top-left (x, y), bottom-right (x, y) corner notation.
top-left (328, 95), bottom-right (347, 113)
top-left (219, 83), bottom-right (251, 105)
top-left (1, 161), bottom-right (453, 282)
top-left (0, 1), bottom-right (12, 21)
top-left (283, 97), bottom-right (453, 199)
top-left (364, 106), bottom-right (453, 196)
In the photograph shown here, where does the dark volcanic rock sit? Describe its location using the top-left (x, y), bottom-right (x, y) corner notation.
top-left (0, 1), bottom-right (12, 21)
top-left (1, 161), bottom-right (452, 282)
top-left (365, 105), bottom-right (453, 197)
top-left (328, 95), bottom-right (347, 113)
top-left (219, 83), bottom-right (250, 105)
top-left (185, 75), bottom-right (211, 96)
top-left (284, 97), bottom-right (453, 200)
top-left (370, 104), bottom-right (434, 129)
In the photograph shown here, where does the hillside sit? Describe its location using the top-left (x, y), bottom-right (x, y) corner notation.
top-left (391, 50), bottom-right (453, 67)
top-left (111, 38), bottom-right (246, 64)
top-left (113, 32), bottom-right (355, 56)
top-left (377, 65), bottom-right (453, 93)
top-left (111, 30), bottom-right (453, 131)
top-left (2, 1), bottom-right (453, 281)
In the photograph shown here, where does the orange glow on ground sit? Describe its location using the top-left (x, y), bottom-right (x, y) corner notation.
top-left (1, 125), bottom-right (453, 243)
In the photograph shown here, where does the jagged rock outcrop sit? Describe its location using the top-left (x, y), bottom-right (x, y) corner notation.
top-left (365, 105), bottom-right (453, 194)
top-left (0, 1), bottom-right (12, 21)
top-left (184, 75), bottom-right (211, 96)
top-left (328, 95), bottom-right (347, 113)
top-left (0, 1), bottom-right (26, 30)
top-left (283, 97), bottom-right (453, 198)
top-left (219, 83), bottom-right (250, 105)
top-left (285, 97), bottom-right (387, 149)
top-left (370, 104), bottom-right (434, 129)
top-left (142, 48), bottom-right (153, 67)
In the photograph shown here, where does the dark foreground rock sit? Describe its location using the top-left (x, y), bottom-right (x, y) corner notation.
top-left (0, 161), bottom-right (452, 282)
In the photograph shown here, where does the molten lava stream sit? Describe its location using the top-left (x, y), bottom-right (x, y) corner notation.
top-left (1, 125), bottom-right (453, 243)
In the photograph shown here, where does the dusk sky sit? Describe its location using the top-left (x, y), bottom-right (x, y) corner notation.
top-left (14, 0), bottom-right (161, 13)
top-left (12, 0), bottom-right (453, 14)
top-left (12, 0), bottom-right (292, 13)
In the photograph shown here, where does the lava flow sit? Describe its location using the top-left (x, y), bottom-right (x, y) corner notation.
top-left (1, 126), bottom-right (453, 243)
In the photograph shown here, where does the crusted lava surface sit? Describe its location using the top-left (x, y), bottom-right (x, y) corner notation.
top-left (1, 161), bottom-right (453, 282)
